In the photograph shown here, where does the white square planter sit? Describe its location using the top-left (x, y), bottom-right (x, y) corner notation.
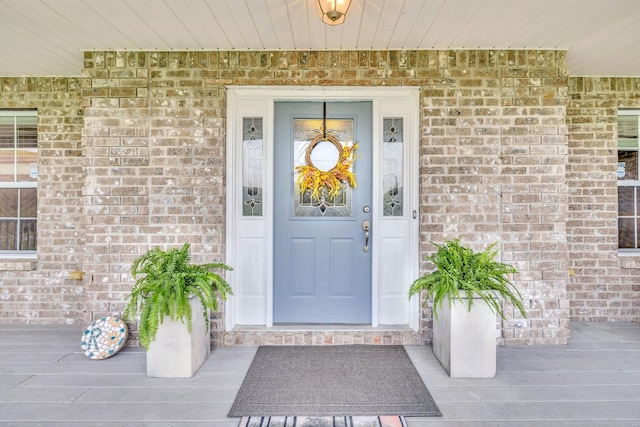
top-left (432, 296), bottom-right (497, 378)
top-left (146, 296), bottom-right (211, 378)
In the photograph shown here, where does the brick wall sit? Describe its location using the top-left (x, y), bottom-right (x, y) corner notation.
top-left (0, 50), bottom-right (606, 347)
top-left (567, 77), bottom-right (640, 322)
top-left (81, 52), bottom-right (228, 338)
top-left (79, 49), bottom-right (570, 345)
top-left (421, 51), bottom-right (570, 344)
top-left (0, 77), bottom-right (85, 323)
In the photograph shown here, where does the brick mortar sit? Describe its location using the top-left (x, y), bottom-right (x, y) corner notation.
top-left (7, 50), bottom-right (627, 348)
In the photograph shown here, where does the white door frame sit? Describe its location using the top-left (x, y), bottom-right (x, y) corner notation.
top-left (225, 86), bottom-right (420, 331)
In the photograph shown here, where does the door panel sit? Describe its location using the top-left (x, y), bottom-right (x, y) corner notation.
top-left (274, 101), bottom-right (372, 323)
top-left (290, 238), bottom-right (315, 296)
top-left (329, 238), bottom-right (355, 296)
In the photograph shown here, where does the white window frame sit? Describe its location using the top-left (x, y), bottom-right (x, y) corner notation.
top-left (0, 110), bottom-right (38, 256)
top-left (617, 109), bottom-right (640, 254)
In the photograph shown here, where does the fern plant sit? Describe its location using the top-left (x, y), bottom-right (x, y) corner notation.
top-left (124, 243), bottom-right (233, 350)
top-left (409, 239), bottom-right (526, 320)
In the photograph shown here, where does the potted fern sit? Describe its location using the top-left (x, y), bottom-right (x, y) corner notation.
top-left (124, 243), bottom-right (232, 377)
top-left (409, 239), bottom-right (526, 378)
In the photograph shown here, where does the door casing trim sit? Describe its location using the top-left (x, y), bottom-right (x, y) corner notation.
top-left (225, 86), bottom-right (420, 331)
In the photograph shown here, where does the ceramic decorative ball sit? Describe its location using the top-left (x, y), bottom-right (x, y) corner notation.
top-left (81, 316), bottom-right (128, 360)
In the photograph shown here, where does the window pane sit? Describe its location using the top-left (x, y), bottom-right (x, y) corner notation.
top-left (0, 116), bottom-right (14, 148)
top-left (618, 187), bottom-right (634, 216)
top-left (0, 148), bottom-right (13, 182)
top-left (19, 219), bottom-right (37, 250)
top-left (618, 151), bottom-right (638, 180)
top-left (0, 220), bottom-right (17, 250)
top-left (16, 116), bottom-right (37, 148)
top-left (20, 188), bottom-right (37, 217)
top-left (0, 188), bottom-right (18, 217)
top-left (619, 218), bottom-right (636, 249)
top-left (293, 118), bottom-right (354, 217)
top-left (17, 116), bottom-right (37, 182)
top-left (0, 116), bottom-right (15, 182)
top-left (618, 115), bottom-right (639, 149)
top-left (17, 151), bottom-right (37, 182)
top-left (618, 185), bottom-right (640, 249)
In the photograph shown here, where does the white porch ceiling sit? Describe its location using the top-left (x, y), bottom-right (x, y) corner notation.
top-left (1, 0), bottom-right (639, 77)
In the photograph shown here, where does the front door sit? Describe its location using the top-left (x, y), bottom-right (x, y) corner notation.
top-left (274, 102), bottom-right (372, 323)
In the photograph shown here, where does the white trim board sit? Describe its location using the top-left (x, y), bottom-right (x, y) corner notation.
top-left (225, 86), bottom-right (420, 332)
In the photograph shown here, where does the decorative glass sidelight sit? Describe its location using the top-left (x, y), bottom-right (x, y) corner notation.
top-left (293, 118), bottom-right (355, 217)
top-left (382, 118), bottom-right (403, 216)
top-left (242, 118), bottom-right (263, 216)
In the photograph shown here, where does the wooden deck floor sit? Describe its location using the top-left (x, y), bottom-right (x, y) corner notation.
top-left (0, 321), bottom-right (639, 426)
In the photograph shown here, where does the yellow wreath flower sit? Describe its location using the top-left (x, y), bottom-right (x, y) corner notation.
top-left (295, 135), bottom-right (358, 201)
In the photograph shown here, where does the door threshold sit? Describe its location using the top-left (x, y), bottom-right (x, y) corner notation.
top-left (222, 325), bottom-right (423, 346)
top-left (235, 324), bottom-right (413, 331)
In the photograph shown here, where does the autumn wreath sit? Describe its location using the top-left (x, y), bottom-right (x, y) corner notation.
top-left (294, 133), bottom-right (358, 201)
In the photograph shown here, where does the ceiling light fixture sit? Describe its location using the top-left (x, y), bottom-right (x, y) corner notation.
top-left (316, 0), bottom-right (352, 26)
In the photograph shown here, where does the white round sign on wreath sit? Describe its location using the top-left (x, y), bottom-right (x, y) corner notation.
top-left (307, 138), bottom-right (342, 172)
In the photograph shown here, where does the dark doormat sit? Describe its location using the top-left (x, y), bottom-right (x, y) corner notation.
top-left (228, 345), bottom-right (442, 417)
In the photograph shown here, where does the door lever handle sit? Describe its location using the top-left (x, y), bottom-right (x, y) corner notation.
top-left (362, 220), bottom-right (370, 252)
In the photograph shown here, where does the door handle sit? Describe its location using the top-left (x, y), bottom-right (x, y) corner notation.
top-left (362, 220), bottom-right (370, 252)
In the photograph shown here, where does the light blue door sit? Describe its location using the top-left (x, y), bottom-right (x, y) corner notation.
top-left (274, 102), bottom-right (372, 323)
